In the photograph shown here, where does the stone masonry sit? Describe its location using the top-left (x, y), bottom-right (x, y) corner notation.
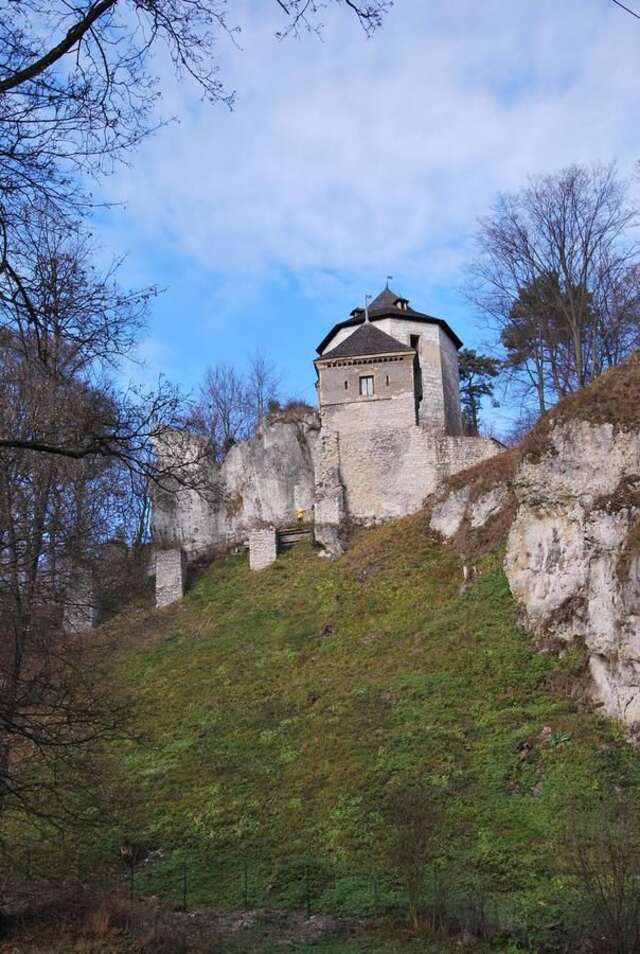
top-left (151, 286), bottom-right (502, 599)
top-left (63, 564), bottom-right (98, 633)
top-left (249, 528), bottom-right (278, 570)
top-left (156, 546), bottom-right (186, 607)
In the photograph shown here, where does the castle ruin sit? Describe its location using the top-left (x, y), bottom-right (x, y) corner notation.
top-left (152, 287), bottom-right (501, 603)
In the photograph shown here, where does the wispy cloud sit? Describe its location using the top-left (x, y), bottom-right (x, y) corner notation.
top-left (102, 0), bottom-right (639, 282)
top-left (95, 0), bottom-right (640, 416)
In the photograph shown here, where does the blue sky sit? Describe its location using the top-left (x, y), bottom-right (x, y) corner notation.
top-left (97, 0), bottom-right (640, 433)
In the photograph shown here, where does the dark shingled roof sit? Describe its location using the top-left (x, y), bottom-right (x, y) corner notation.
top-left (316, 322), bottom-right (413, 361)
top-left (317, 287), bottom-right (463, 354)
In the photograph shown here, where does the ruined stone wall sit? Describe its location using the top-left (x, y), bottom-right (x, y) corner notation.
top-left (152, 413), bottom-right (320, 557)
top-left (152, 409), bottom-right (499, 559)
top-left (314, 431), bottom-right (347, 555)
top-left (249, 528), bottom-right (278, 570)
top-left (156, 547), bottom-right (186, 607)
top-left (63, 564), bottom-right (97, 633)
top-left (151, 431), bottom-right (223, 560)
top-left (220, 414), bottom-right (319, 536)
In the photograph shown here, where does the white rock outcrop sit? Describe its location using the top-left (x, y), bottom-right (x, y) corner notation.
top-left (427, 412), bottom-right (640, 728)
top-left (152, 412), bottom-right (319, 559)
top-left (504, 421), bottom-right (640, 726)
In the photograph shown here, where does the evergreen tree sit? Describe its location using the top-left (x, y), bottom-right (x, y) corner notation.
top-left (458, 349), bottom-right (501, 434)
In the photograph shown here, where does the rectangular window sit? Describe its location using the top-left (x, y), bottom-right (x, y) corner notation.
top-left (385, 374), bottom-right (390, 386)
top-left (410, 334), bottom-right (420, 351)
top-left (344, 380), bottom-right (349, 390)
top-left (359, 375), bottom-right (374, 396)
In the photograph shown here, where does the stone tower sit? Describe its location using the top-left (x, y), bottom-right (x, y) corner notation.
top-left (314, 287), bottom-right (463, 435)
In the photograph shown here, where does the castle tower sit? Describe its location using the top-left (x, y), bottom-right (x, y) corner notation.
top-left (315, 287), bottom-right (463, 435)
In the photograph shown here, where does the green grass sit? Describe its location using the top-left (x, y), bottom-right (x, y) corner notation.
top-left (89, 512), bottom-right (640, 933)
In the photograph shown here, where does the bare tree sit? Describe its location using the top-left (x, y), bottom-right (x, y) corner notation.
top-left (245, 349), bottom-right (281, 429)
top-left (384, 786), bottom-right (446, 932)
top-left (611, 1), bottom-right (640, 22)
top-left (0, 0), bottom-right (390, 239)
top-left (0, 214), bottom-right (201, 487)
top-left (0, 223), bottom-right (196, 876)
top-left (565, 794), bottom-right (640, 954)
top-left (192, 363), bottom-right (251, 463)
top-left (192, 350), bottom-right (281, 462)
top-left (469, 164), bottom-right (640, 413)
top-left (0, 0), bottom-right (388, 461)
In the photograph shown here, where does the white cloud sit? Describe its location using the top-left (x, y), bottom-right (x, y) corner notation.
top-left (102, 0), bottom-right (640, 286)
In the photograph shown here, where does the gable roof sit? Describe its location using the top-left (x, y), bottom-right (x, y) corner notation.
top-left (316, 322), bottom-right (413, 361)
top-left (317, 287), bottom-right (463, 354)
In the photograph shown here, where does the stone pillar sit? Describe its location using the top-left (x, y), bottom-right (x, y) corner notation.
top-left (156, 546), bottom-right (186, 608)
top-left (313, 431), bottom-right (346, 557)
top-left (63, 565), bottom-right (97, 633)
top-left (249, 528), bottom-right (277, 571)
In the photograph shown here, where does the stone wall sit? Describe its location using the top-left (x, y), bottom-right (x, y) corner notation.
top-left (313, 431), bottom-right (347, 556)
top-left (151, 412), bottom-right (319, 557)
top-left (63, 564), bottom-right (97, 633)
top-left (317, 319), bottom-right (461, 434)
top-left (320, 388), bottom-right (417, 434)
top-left (318, 353), bottom-right (415, 423)
top-left (439, 330), bottom-right (463, 436)
top-left (152, 410), bottom-right (500, 564)
top-left (156, 546), bottom-right (186, 608)
top-left (152, 431), bottom-right (223, 559)
top-left (220, 414), bottom-right (319, 537)
top-left (330, 424), bottom-right (500, 523)
top-left (249, 528), bottom-right (278, 570)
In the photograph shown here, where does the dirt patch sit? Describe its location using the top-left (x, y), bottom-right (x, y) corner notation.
top-left (1, 887), bottom-right (344, 954)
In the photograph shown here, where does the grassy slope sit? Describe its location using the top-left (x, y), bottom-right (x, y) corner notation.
top-left (109, 513), bottom-right (640, 928)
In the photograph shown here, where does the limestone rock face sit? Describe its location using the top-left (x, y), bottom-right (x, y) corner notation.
top-left (504, 421), bottom-right (640, 725)
top-left (151, 412), bottom-right (320, 558)
top-left (221, 414), bottom-right (319, 539)
top-left (427, 410), bottom-right (640, 728)
top-left (429, 486), bottom-right (471, 539)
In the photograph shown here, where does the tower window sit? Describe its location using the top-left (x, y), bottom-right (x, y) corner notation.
top-left (344, 380), bottom-right (349, 390)
top-left (359, 375), bottom-right (374, 397)
top-left (410, 334), bottom-right (420, 351)
top-left (385, 374), bottom-right (390, 386)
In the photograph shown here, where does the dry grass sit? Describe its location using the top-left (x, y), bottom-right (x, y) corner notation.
top-left (445, 446), bottom-right (523, 498)
top-left (522, 350), bottom-right (640, 462)
top-left (426, 350), bottom-right (640, 561)
top-left (424, 447), bottom-right (522, 562)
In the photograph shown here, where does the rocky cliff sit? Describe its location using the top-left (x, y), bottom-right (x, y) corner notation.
top-left (428, 352), bottom-right (640, 729)
top-left (152, 410), bottom-right (319, 558)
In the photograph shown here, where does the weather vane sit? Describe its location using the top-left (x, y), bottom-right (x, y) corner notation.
top-left (364, 293), bottom-right (372, 322)
top-left (386, 275), bottom-right (393, 289)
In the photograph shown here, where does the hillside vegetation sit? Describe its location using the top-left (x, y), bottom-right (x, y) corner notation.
top-left (70, 512), bottom-right (640, 950)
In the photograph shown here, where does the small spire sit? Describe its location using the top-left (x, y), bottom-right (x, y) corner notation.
top-left (364, 294), bottom-right (372, 322)
top-left (385, 275), bottom-right (393, 289)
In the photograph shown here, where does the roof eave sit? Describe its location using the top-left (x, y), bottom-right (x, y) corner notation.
top-left (316, 312), bottom-right (463, 354)
top-left (314, 348), bottom-right (414, 366)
